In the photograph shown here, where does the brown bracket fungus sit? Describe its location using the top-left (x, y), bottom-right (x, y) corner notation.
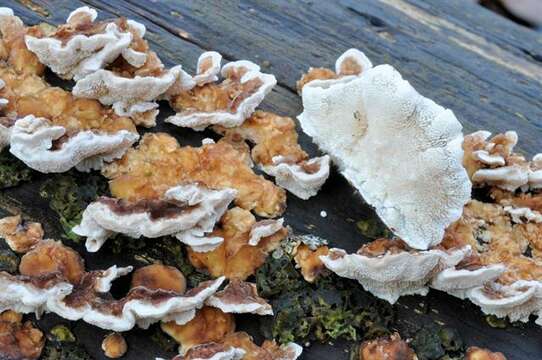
top-left (358, 333), bottom-right (415, 360)
top-left (206, 280), bottom-right (273, 316)
top-left (0, 310), bottom-right (45, 360)
top-left (0, 215), bottom-right (43, 253)
top-left (298, 49), bottom-right (471, 250)
top-left (73, 183), bottom-right (237, 252)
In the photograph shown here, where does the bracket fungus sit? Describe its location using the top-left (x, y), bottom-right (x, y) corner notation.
top-left (102, 133), bottom-right (286, 218)
top-left (214, 111), bottom-right (330, 199)
top-left (9, 115), bottom-right (138, 173)
top-left (0, 233), bottom-right (226, 331)
top-left (463, 130), bottom-right (541, 192)
top-left (167, 56), bottom-right (276, 130)
top-left (358, 333), bottom-right (415, 360)
top-left (73, 183), bottom-right (237, 252)
top-left (24, 7), bottom-right (140, 80)
top-left (320, 239), bottom-right (470, 303)
top-left (206, 280), bottom-right (273, 316)
top-left (298, 49), bottom-right (471, 250)
top-left (187, 207), bottom-right (287, 280)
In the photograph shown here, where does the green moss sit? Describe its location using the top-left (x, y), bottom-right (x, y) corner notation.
top-left (0, 240), bottom-right (19, 273)
top-left (355, 218), bottom-right (392, 239)
top-left (410, 325), bottom-right (465, 360)
top-left (0, 150), bottom-right (33, 189)
top-left (485, 315), bottom-right (508, 329)
top-left (39, 173), bottom-right (108, 242)
top-left (256, 253), bottom-right (395, 344)
top-left (42, 325), bottom-right (92, 360)
top-left (49, 325), bottom-right (76, 343)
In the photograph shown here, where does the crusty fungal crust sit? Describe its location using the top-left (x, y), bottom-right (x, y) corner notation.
top-left (187, 207), bottom-right (287, 280)
top-left (167, 57), bottom-right (276, 130)
top-left (358, 333), bottom-right (415, 360)
top-left (0, 310), bottom-right (45, 360)
top-left (0, 215), bottom-right (43, 253)
top-left (9, 115), bottom-right (139, 173)
top-left (215, 111), bottom-right (330, 199)
top-left (465, 346), bottom-right (507, 360)
top-left (73, 183), bottom-right (236, 252)
top-left (320, 239), bottom-right (470, 303)
top-left (103, 133), bottom-right (286, 218)
top-left (298, 49), bottom-right (471, 250)
top-left (463, 130), bottom-right (541, 192)
top-left (206, 280), bottom-right (273, 316)
top-left (161, 307), bottom-right (236, 355)
top-left (293, 244), bottom-right (329, 283)
top-left (296, 48), bottom-right (371, 93)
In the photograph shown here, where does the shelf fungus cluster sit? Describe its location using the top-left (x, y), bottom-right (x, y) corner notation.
top-left (166, 53), bottom-right (276, 131)
top-left (0, 217), bottom-right (232, 331)
top-left (298, 48), bottom-right (471, 250)
top-left (0, 8), bottom-right (139, 173)
top-left (214, 111), bottom-right (330, 199)
top-left (23, 6), bottom-right (190, 127)
top-left (0, 310), bottom-right (45, 360)
top-left (73, 183), bottom-right (237, 252)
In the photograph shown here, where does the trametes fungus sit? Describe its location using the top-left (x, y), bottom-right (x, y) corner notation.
top-left (167, 56), bottom-right (276, 130)
top-left (320, 239), bottom-right (470, 303)
top-left (102, 133), bottom-right (286, 218)
top-left (463, 131), bottom-right (541, 192)
top-left (187, 207), bottom-right (287, 280)
top-left (0, 234), bottom-right (226, 331)
top-left (298, 49), bottom-right (471, 250)
top-left (206, 280), bottom-right (273, 316)
top-left (73, 183), bottom-right (237, 252)
top-left (214, 111), bottom-right (330, 199)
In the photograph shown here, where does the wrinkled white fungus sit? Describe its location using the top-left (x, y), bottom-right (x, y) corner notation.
top-left (298, 49), bottom-right (471, 250)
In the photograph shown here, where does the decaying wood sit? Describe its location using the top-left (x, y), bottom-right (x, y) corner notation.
top-left (2, 0), bottom-right (541, 359)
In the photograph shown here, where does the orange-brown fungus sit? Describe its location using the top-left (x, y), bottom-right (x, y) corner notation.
top-left (294, 244), bottom-right (329, 283)
top-left (131, 264), bottom-right (187, 294)
top-left (169, 64), bottom-right (263, 115)
top-left (465, 346), bottom-right (507, 360)
top-left (442, 200), bottom-right (542, 285)
top-left (0, 66), bottom-right (136, 134)
top-left (102, 332), bottom-right (128, 359)
top-left (490, 188), bottom-right (542, 213)
top-left (161, 307), bottom-right (235, 353)
top-left (358, 333), bottom-right (415, 360)
top-left (0, 311), bottom-right (45, 360)
top-left (0, 215), bottom-right (43, 253)
top-left (358, 238), bottom-right (410, 257)
top-left (213, 110), bottom-right (308, 166)
top-left (187, 207), bottom-right (287, 280)
top-left (18, 240), bottom-right (85, 285)
top-left (0, 14), bottom-right (44, 76)
top-left (296, 68), bottom-right (336, 93)
top-left (221, 332), bottom-right (298, 360)
top-left (103, 133), bottom-right (286, 218)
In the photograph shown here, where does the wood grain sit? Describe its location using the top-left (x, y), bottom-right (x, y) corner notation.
top-left (2, 0), bottom-right (541, 359)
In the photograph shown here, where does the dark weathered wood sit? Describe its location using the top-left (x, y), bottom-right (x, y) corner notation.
top-left (2, 0), bottom-right (542, 359)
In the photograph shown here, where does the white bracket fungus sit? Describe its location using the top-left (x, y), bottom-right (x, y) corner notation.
top-left (467, 281), bottom-right (542, 324)
top-left (0, 271), bottom-right (225, 332)
top-left (24, 7), bottom-right (143, 80)
top-left (167, 58), bottom-right (276, 130)
top-left (261, 155), bottom-right (330, 200)
top-left (206, 280), bottom-right (273, 316)
top-left (8, 115), bottom-right (139, 173)
top-left (164, 344), bottom-right (246, 360)
top-left (73, 184), bottom-right (237, 252)
top-left (465, 130), bottom-right (541, 192)
top-left (504, 206), bottom-right (542, 223)
top-left (247, 218), bottom-right (284, 246)
top-left (320, 244), bottom-right (470, 303)
top-left (430, 264), bottom-right (506, 299)
top-left (298, 49), bottom-right (471, 250)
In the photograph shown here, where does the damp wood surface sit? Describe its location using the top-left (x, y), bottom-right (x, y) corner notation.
top-left (2, 0), bottom-right (542, 359)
